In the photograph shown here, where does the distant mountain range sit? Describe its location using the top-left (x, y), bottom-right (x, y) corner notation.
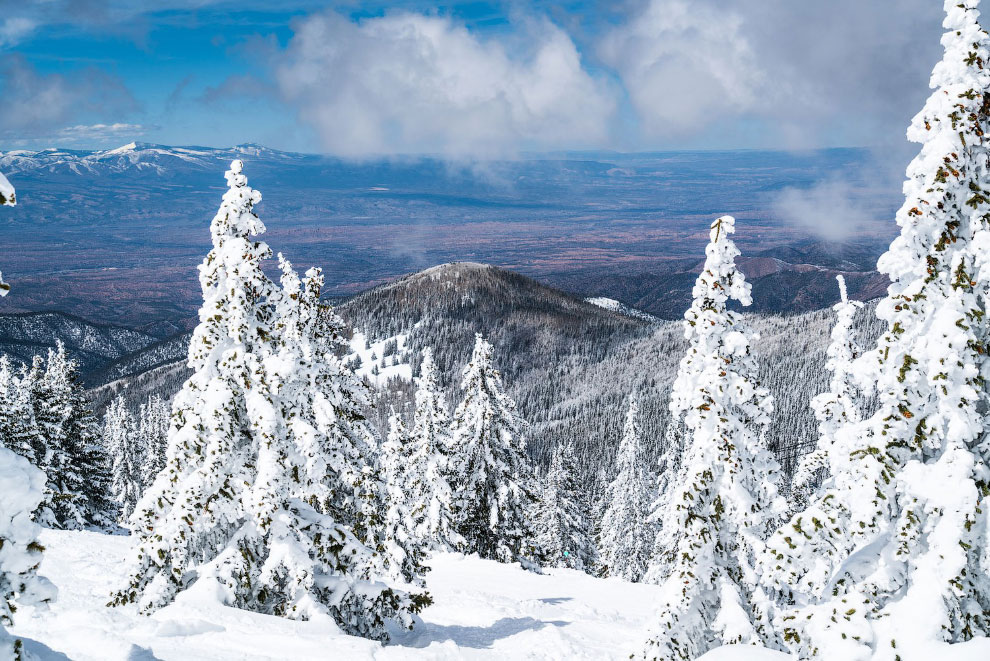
top-left (0, 142), bottom-right (898, 330)
top-left (0, 142), bottom-right (301, 178)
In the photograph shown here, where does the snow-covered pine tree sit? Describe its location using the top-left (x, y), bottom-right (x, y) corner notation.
top-left (407, 348), bottom-right (461, 550)
top-left (0, 167), bottom-right (14, 297)
top-left (764, 3), bottom-right (990, 657)
top-left (113, 165), bottom-right (424, 640)
top-left (380, 408), bottom-right (428, 585)
top-left (789, 275), bottom-right (862, 510)
top-left (642, 416), bottom-right (686, 585)
top-left (597, 396), bottom-right (651, 581)
top-left (450, 334), bottom-right (538, 564)
top-left (103, 396), bottom-right (145, 524)
top-left (640, 215), bottom-right (783, 660)
top-left (136, 395), bottom-right (169, 491)
top-left (535, 440), bottom-right (597, 571)
top-left (32, 342), bottom-right (114, 529)
top-left (275, 256), bottom-right (428, 599)
top-left (3, 359), bottom-right (45, 468)
top-left (0, 444), bottom-right (55, 660)
top-left (112, 159), bottom-right (283, 612)
top-left (0, 357), bottom-right (30, 461)
top-left (0, 170), bottom-right (13, 207)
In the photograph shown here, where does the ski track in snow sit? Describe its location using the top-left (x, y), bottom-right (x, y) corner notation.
top-left (8, 529), bottom-right (677, 660)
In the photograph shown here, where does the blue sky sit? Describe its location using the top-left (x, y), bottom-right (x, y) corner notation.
top-left (0, 0), bottom-right (947, 156)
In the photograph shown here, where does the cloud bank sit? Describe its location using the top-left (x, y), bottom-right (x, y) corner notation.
top-left (0, 55), bottom-right (139, 141)
top-left (273, 11), bottom-right (617, 157)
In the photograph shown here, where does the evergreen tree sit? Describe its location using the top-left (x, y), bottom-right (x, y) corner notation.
top-left (104, 396), bottom-right (145, 523)
top-left (597, 397), bottom-right (651, 581)
top-left (0, 444), bottom-right (55, 660)
top-left (535, 441), bottom-right (596, 571)
top-left (33, 342), bottom-right (114, 529)
top-left (0, 167), bottom-right (14, 297)
top-left (450, 334), bottom-right (538, 564)
top-left (640, 216), bottom-right (783, 660)
top-left (136, 395), bottom-right (169, 490)
top-left (380, 408), bottom-right (428, 585)
top-left (790, 275), bottom-right (862, 510)
top-left (274, 256), bottom-right (427, 599)
top-left (764, 4), bottom-right (990, 657)
top-left (112, 162), bottom-right (424, 640)
top-left (642, 417), bottom-right (685, 585)
top-left (3, 360), bottom-right (47, 481)
top-left (0, 357), bottom-right (29, 461)
top-left (407, 348), bottom-right (461, 550)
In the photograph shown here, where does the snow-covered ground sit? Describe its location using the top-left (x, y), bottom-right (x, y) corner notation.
top-left (346, 331), bottom-right (413, 386)
top-left (10, 530), bottom-right (990, 660)
top-left (584, 297), bottom-right (658, 323)
top-left (8, 529), bottom-right (663, 660)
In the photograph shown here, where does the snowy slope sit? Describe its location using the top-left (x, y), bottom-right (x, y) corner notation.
top-left (345, 330), bottom-right (413, 386)
top-left (584, 297), bottom-right (659, 323)
top-left (10, 519), bottom-right (990, 659)
top-left (10, 529), bottom-right (669, 660)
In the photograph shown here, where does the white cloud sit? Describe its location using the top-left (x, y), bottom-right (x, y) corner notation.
top-left (0, 55), bottom-right (138, 140)
top-left (273, 12), bottom-right (617, 157)
top-left (55, 122), bottom-right (149, 143)
top-left (600, 0), bottom-right (943, 149)
top-left (599, 0), bottom-right (764, 137)
top-left (772, 177), bottom-right (874, 242)
top-left (0, 17), bottom-right (38, 48)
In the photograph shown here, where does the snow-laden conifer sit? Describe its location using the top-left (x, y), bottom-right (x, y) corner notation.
top-left (0, 167), bottom-right (14, 297)
top-left (642, 417), bottom-right (686, 585)
top-left (3, 359), bottom-right (45, 469)
top-left (0, 358), bottom-right (30, 461)
top-left (0, 444), bottom-right (55, 660)
top-left (136, 395), bottom-right (169, 490)
top-left (274, 256), bottom-right (427, 599)
top-left (450, 334), bottom-right (537, 564)
top-left (407, 348), bottom-right (461, 550)
top-left (535, 441), bottom-right (596, 571)
top-left (597, 397), bottom-right (651, 581)
top-left (113, 162), bottom-right (425, 640)
top-left (764, 3), bottom-right (990, 656)
top-left (32, 342), bottom-right (114, 529)
top-left (380, 408), bottom-right (428, 585)
top-left (790, 275), bottom-right (862, 509)
top-left (640, 215), bottom-right (783, 660)
top-left (103, 396), bottom-right (145, 524)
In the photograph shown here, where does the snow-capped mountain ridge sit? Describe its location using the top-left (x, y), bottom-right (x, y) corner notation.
top-left (0, 142), bottom-right (306, 177)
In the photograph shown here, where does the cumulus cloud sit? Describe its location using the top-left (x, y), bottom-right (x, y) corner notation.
top-left (273, 11), bottom-right (617, 157)
top-left (600, 0), bottom-right (943, 148)
top-left (599, 0), bottom-right (763, 137)
top-left (0, 55), bottom-right (139, 141)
